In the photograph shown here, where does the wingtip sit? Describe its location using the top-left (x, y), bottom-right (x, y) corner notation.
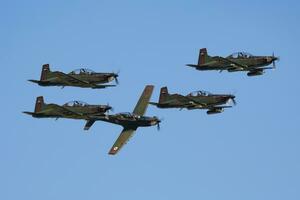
top-left (108, 146), bottom-right (120, 155)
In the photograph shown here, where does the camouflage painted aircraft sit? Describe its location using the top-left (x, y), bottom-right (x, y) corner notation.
top-left (29, 64), bottom-right (119, 89)
top-left (150, 87), bottom-right (236, 114)
top-left (186, 48), bottom-right (279, 76)
top-left (23, 96), bottom-right (112, 120)
top-left (84, 85), bottom-right (161, 155)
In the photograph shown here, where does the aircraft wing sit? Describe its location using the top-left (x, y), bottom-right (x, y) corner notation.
top-left (45, 104), bottom-right (84, 118)
top-left (217, 56), bottom-right (248, 69)
top-left (55, 72), bottom-right (99, 87)
top-left (109, 128), bottom-right (137, 155)
top-left (132, 85), bottom-right (154, 116)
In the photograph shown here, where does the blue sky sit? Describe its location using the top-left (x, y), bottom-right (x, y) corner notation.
top-left (1, 0), bottom-right (300, 199)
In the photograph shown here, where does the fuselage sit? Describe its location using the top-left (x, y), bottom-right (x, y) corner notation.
top-left (97, 113), bottom-right (160, 128)
top-left (199, 56), bottom-right (277, 71)
top-left (157, 94), bottom-right (234, 109)
top-left (31, 71), bottom-right (118, 88)
top-left (28, 103), bottom-right (110, 119)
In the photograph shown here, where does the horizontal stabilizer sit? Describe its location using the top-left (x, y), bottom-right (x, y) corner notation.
top-left (84, 120), bottom-right (96, 130)
top-left (149, 102), bottom-right (159, 106)
top-left (23, 111), bottom-right (34, 116)
top-left (186, 64), bottom-right (199, 68)
top-left (28, 79), bottom-right (41, 84)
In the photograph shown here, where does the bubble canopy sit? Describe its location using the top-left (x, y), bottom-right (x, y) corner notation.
top-left (116, 112), bottom-right (150, 119)
top-left (63, 101), bottom-right (89, 107)
top-left (188, 90), bottom-right (212, 97)
top-left (69, 68), bottom-right (95, 75)
top-left (227, 52), bottom-right (254, 59)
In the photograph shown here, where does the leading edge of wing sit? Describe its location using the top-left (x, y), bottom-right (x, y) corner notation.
top-left (132, 85), bottom-right (154, 116)
top-left (55, 72), bottom-right (98, 87)
top-left (108, 128), bottom-right (137, 155)
top-left (45, 104), bottom-right (84, 117)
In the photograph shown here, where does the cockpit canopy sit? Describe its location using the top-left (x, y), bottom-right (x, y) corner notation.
top-left (69, 68), bottom-right (95, 75)
top-left (227, 52), bottom-right (254, 59)
top-left (188, 90), bottom-right (212, 97)
top-left (117, 112), bottom-right (149, 119)
top-left (117, 112), bottom-right (136, 118)
top-left (63, 100), bottom-right (89, 107)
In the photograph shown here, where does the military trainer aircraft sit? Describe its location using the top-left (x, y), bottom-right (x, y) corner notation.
top-left (149, 87), bottom-right (236, 114)
top-left (23, 96), bottom-right (112, 120)
top-left (186, 48), bottom-right (279, 76)
top-left (84, 85), bottom-right (161, 155)
top-left (29, 64), bottom-right (119, 89)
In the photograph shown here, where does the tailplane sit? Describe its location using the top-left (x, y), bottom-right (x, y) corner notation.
top-left (23, 96), bottom-right (45, 116)
top-left (28, 64), bottom-right (51, 84)
top-left (84, 120), bottom-right (96, 130)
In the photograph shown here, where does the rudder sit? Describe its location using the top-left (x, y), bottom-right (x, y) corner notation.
top-left (198, 48), bottom-right (208, 65)
top-left (34, 96), bottom-right (45, 113)
top-left (159, 87), bottom-right (169, 103)
top-left (40, 64), bottom-right (50, 81)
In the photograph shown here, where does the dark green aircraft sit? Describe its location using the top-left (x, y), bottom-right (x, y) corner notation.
top-left (150, 87), bottom-right (236, 114)
top-left (186, 48), bottom-right (279, 76)
top-left (23, 96), bottom-right (112, 120)
top-left (84, 85), bottom-right (161, 155)
top-left (29, 64), bottom-right (119, 89)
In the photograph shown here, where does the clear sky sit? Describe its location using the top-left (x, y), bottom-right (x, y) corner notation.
top-left (1, 0), bottom-right (300, 200)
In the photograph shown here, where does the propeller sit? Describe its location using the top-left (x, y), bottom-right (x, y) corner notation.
top-left (155, 117), bottom-right (163, 131)
top-left (157, 122), bottom-right (160, 131)
top-left (106, 103), bottom-right (114, 113)
top-left (272, 52), bottom-right (276, 68)
top-left (115, 75), bottom-right (119, 85)
top-left (231, 97), bottom-right (237, 106)
top-left (113, 70), bottom-right (120, 85)
top-left (227, 94), bottom-right (237, 105)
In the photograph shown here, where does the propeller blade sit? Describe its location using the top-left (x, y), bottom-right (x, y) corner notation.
top-left (272, 52), bottom-right (276, 68)
top-left (232, 98), bottom-right (237, 105)
top-left (157, 122), bottom-right (160, 131)
top-left (115, 76), bottom-right (119, 85)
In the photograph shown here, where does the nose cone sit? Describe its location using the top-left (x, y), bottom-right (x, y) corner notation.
top-left (273, 56), bottom-right (278, 61)
top-left (100, 105), bottom-right (112, 112)
top-left (151, 116), bottom-right (161, 125)
top-left (266, 56), bottom-right (279, 63)
top-left (106, 105), bottom-right (112, 111)
top-left (220, 95), bottom-right (236, 105)
top-left (229, 94), bottom-right (235, 99)
top-left (112, 73), bottom-right (119, 84)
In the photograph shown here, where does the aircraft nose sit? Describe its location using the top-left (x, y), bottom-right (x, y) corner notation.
top-left (229, 94), bottom-right (235, 99)
top-left (112, 73), bottom-right (119, 84)
top-left (266, 57), bottom-right (273, 62)
top-left (267, 56), bottom-right (278, 63)
top-left (226, 95), bottom-right (236, 105)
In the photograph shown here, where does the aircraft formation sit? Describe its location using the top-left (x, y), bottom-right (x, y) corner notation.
top-left (24, 48), bottom-right (279, 155)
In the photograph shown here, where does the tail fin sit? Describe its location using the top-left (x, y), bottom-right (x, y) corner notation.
top-left (40, 64), bottom-right (50, 81)
top-left (34, 96), bottom-right (45, 113)
top-left (158, 87), bottom-right (169, 103)
top-left (198, 48), bottom-right (214, 65)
